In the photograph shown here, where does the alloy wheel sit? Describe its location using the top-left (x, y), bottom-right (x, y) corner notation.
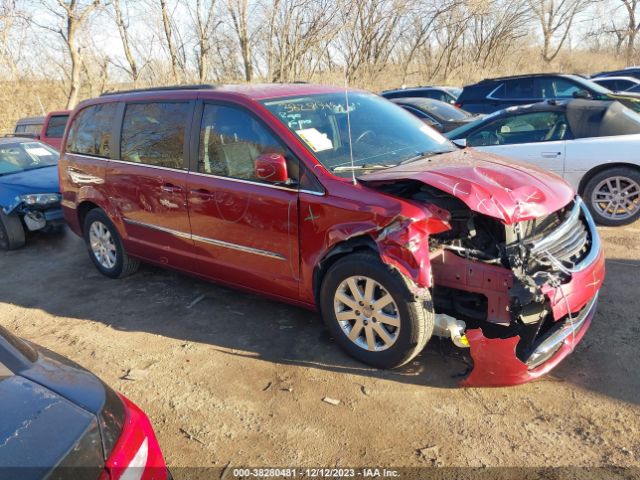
top-left (89, 221), bottom-right (117, 269)
top-left (333, 276), bottom-right (400, 352)
top-left (592, 176), bottom-right (640, 221)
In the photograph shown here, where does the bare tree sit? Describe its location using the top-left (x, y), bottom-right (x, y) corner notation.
top-left (110, 0), bottom-right (141, 84)
top-left (35, 0), bottom-right (101, 108)
top-left (186, 0), bottom-right (220, 83)
top-left (618, 0), bottom-right (639, 62)
top-left (227, 0), bottom-right (254, 81)
top-left (528, 0), bottom-right (592, 63)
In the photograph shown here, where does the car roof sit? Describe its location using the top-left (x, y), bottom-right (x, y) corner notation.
top-left (391, 96), bottom-right (454, 108)
top-left (92, 83), bottom-right (352, 105)
top-left (592, 76), bottom-right (640, 83)
top-left (15, 116), bottom-right (45, 125)
top-left (0, 136), bottom-right (41, 145)
top-left (478, 73), bottom-right (580, 83)
top-left (382, 86), bottom-right (450, 94)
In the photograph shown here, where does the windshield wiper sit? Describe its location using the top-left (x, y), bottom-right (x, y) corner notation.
top-left (400, 150), bottom-right (449, 165)
top-left (332, 163), bottom-right (396, 172)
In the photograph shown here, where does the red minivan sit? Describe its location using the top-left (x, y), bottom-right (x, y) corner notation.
top-left (14, 110), bottom-right (70, 150)
top-left (58, 84), bottom-right (604, 387)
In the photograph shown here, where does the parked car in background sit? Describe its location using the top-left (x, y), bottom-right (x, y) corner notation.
top-left (14, 116), bottom-right (44, 137)
top-left (591, 76), bottom-right (640, 92)
top-left (59, 84), bottom-right (603, 387)
top-left (0, 324), bottom-right (169, 480)
top-left (592, 66), bottom-right (640, 80)
top-left (454, 73), bottom-right (639, 113)
top-left (13, 111), bottom-right (70, 150)
top-left (446, 99), bottom-right (640, 226)
top-left (381, 86), bottom-right (461, 103)
top-left (0, 137), bottom-right (63, 250)
top-left (389, 97), bottom-right (478, 132)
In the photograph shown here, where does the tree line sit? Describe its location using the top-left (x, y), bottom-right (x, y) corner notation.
top-left (0, 0), bottom-right (637, 110)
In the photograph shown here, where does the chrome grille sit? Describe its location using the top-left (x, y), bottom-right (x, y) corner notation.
top-left (524, 198), bottom-right (593, 275)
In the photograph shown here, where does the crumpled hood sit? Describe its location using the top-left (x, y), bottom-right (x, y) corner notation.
top-left (359, 149), bottom-right (575, 224)
top-left (0, 166), bottom-right (59, 209)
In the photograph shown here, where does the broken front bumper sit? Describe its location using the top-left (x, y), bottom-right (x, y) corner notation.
top-left (460, 199), bottom-right (605, 387)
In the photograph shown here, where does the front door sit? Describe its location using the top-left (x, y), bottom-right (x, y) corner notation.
top-left (107, 101), bottom-right (195, 270)
top-left (186, 102), bottom-right (300, 299)
top-left (467, 110), bottom-right (569, 176)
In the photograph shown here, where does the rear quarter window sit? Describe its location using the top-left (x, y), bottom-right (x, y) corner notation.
top-left (66, 104), bottom-right (118, 158)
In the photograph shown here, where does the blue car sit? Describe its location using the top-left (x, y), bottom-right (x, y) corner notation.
top-left (0, 137), bottom-right (63, 250)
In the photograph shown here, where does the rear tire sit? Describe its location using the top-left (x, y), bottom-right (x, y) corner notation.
top-left (83, 209), bottom-right (139, 278)
top-left (583, 167), bottom-right (640, 226)
top-left (0, 211), bottom-right (26, 250)
top-left (319, 251), bottom-right (434, 369)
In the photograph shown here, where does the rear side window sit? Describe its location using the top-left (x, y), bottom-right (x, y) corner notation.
top-left (536, 78), bottom-right (581, 98)
top-left (505, 79), bottom-right (535, 99)
top-left (120, 102), bottom-right (190, 169)
top-left (66, 104), bottom-right (118, 158)
top-left (45, 115), bottom-right (69, 137)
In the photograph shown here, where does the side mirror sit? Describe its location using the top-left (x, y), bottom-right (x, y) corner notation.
top-left (452, 138), bottom-right (467, 148)
top-left (255, 153), bottom-right (288, 183)
top-left (573, 89), bottom-right (592, 99)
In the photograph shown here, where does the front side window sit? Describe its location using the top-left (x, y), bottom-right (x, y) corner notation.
top-left (467, 112), bottom-right (569, 146)
top-left (0, 141), bottom-right (59, 176)
top-left (262, 92), bottom-right (454, 177)
top-left (45, 115), bottom-right (69, 137)
top-left (120, 102), bottom-right (190, 169)
top-left (66, 103), bottom-right (118, 158)
top-left (198, 104), bottom-right (297, 182)
top-left (536, 78), bottom-right (582, 98)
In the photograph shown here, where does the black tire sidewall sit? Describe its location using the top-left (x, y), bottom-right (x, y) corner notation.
top-left (83, 210), bottom-right (126, 278)
top-left (320, 253), bottom-right (427, 369)
top-left (583, 168), bottom-right (640, 226)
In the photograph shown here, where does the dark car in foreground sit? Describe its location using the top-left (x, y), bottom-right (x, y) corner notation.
top-left (59, 84), bottom-right (603, 387)
top-left (0, 137), bottom-right (63, 250)
top-left (389, 97), bottom-right (478, 132)
top-left (381, 86), bottom-right (460, 103)
top-left (0, 325), bottom-right (169, 480)
top-left (456, 73), bottom-right (640, 114)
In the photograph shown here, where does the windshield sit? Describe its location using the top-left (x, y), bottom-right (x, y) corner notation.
top-left (409, 100), bottom-right (471, 121)
top-left (261, 92), bottom-right (454, 176)
top-left (0, 141), bottom-right (59, 176)
top-left (445, 110), bottom-right (502, 139)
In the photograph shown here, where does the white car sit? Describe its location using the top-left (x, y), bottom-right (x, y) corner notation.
top-left (446, 99), bottom-right (640, 226)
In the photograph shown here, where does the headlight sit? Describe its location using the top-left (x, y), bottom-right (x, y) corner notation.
top-left (18, 193), bottom-right (61, 205)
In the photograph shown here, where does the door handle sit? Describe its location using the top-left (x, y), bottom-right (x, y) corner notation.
top-left (161, 183), bottom-right (182, 193)
top-left (541, 152), bottom-right (561, 158)
top-left (189, 188), bottom-right (214, 199)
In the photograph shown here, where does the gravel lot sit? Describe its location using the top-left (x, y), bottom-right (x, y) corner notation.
top-left (1, 222), bottom-right (639, 477)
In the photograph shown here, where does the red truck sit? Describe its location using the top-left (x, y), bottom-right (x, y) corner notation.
top-left (14, 110), bottom-right (70, 150)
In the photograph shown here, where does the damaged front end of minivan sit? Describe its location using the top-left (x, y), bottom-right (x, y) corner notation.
top-left (361, 153), bottom-right (605, 387)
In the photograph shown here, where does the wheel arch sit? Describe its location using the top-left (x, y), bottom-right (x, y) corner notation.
top-left (77, 200), bottom-right (101, 231)
top-left (577, 162), bottom-right (640, 196)
top-left (312, 235), bottom-right (379, 308)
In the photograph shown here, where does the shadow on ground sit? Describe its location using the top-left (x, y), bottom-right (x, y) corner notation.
top-left (1, 230), bottom-right (639, 402)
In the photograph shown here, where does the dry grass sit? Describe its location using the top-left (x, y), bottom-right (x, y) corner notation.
top-left (0, 50), bottom-right (627, 134)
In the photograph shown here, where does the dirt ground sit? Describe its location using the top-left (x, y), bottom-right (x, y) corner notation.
top-left (1, 221), bottom-right (640, 477)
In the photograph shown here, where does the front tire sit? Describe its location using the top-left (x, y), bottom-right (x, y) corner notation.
top-left (0, 211), bottom-right (26, 250)
top-left (583, 167), bottom-right (640, 226)
top-left (83, 209), bottom-right (139, 278)
top-left (319, 252), bottom-right (434, 369)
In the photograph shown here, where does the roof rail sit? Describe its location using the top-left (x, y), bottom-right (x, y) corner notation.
top-left (100, 84), bottom-right (216, 97)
